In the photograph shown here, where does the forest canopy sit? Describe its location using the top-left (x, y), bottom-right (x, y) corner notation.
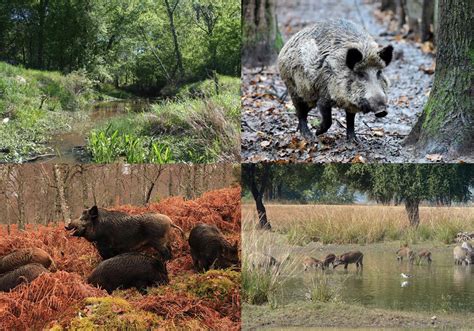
top-left (0, 0), bottom-right (240, 95)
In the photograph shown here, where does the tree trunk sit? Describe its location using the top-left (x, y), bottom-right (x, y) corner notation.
top-left (381, 0), bottom-right (397, 11)
top-left (404, 199), bottom-right (420, 227)
top-left (406, 0), bottom-right (473, 158)
top-left (248, 164), bottom-right (271, 230)
top-left (242, 0), bottom-right (280, 67)
top-left (163, 0), bottom-right (184, 78)
top-left (421, 0), bottom-right (434, 42)
top-left (54, 165), bottom-right (71, 223)
top-left (397, 0), bottom-right (407, 31)
top-left (37, 0), bottom-right (48, 68)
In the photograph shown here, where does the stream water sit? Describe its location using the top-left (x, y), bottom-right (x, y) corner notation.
top-left (276, 243), bottom-right (474, 312)
top-left (40, 99), bottom-right (151, 163)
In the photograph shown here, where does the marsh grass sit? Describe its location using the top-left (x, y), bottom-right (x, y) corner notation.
top-left (242, 204), bottom-right (474, 245)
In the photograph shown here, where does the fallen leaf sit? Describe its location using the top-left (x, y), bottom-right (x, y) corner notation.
top-left (351, 155), bottom-right (366, 163)
top-left (372, 128), bottom-right (385, 137)
top-left (426, 154), bottom-right (443, 162)
top-left (260, 140), bottom-right (271, 148)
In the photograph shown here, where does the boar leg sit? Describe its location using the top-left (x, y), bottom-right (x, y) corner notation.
top-left (96, 243), bottom-right (114, 260)
top-left (345, 111), bottom-right (359, 142)
top-left (290, 93), bottom-right (313, 140)
top-left (315, 100), bottom-right (333, 136)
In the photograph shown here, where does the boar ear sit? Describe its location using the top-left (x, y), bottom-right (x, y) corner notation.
top-left (89, 205), bottom-right (99, 221)
top-left (379, 45), bottom-right (393, 66)
top-left (346, 48), bottom-right (363, 70)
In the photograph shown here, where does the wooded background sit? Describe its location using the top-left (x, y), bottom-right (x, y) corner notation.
top-left (0, 163), bottom-right (239, 229)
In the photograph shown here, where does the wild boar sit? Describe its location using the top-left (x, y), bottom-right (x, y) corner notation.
top-left (65, 206), bottom-right (184, 260)
top-left (453, 246), bottom-right (472, 265)
top-left (0, 248), bottom-right (56, 274)
top-left (323, 253), bottom-right (336, 269)
top-left (0, 263), bottom-right (49, 292)
top-left (461, 241), bottom-right (473, 253)
top-left (248, 252), bottom-right (279, 270)
top-left (302, 256), bottom-right (323, 271)
top-left (396, 246), bottom-right (415, 263)
top-left (416, 249), bottom-right (432, 264)
top-left (278, 19), bottom-right (393, 142)
top-left (87, 253), bottom-right (169, 294)
top-left (188, 223), bottom-right (239, 272)
top-left (333, 251), bottom-right (364, 269)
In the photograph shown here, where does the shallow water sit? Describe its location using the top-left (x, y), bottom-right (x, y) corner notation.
top-left (40, 99), bottom-right (151, 163)
top-left (279, 243), bottom-right (474, 312)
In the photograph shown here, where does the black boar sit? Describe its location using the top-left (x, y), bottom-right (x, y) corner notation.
top-left (0, 248), bottom-right (57, 274)
top-left (188, 223), bottom-right (239, 272)
top-left (87, 253), bottom-right (169, 294)
top-left (322, 253), bottom-right (336, 269)
top-left (0, 263), bottom-right (49, 292)
top-left (65, 206), bottom-right (184, 260)
top-left (278, 19), bottom-right (393, 142)
top-left (333, 251), bottom-right (364, 269)
top-left (302, 256), bottom-right (323, 271)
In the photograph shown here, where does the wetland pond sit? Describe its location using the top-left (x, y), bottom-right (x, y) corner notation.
top-left (41, 99), bottom-right (152, 163)
top-left (274, 242), bottom-right (474, 312)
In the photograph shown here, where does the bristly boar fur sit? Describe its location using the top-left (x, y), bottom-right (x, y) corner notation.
top-left (87, 253), bottom-right (169, 294)
top-left (0, 248), bottom-right (57, 274)
top-left (0, 263), bottom-right (49, 292)
top-left (278, 19), bottom-right (393, 142)
top-left (188, 223), bottom-right (239, 272)
top-left (65, 206), bottom-right (184, 260)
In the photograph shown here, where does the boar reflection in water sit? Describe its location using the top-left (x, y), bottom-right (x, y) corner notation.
top-left (87, 253), bottom-right (169, 294)
top-left (65, 206), bottom-right (184, 260)
top-left (0, 263), bottom-right (49, 292)
top-left (188, 223), bottom-right (239, 272)
top-left (0, 247), bottom-right (56, 273)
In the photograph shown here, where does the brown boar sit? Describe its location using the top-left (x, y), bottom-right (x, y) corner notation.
top-left (417, 249), bottom-right (432, 264)
top-left (248, 252), bottom-right (279, 270)
top-left (333, 251), bottom-right (364, 270)
top-left (396, 246), bottom-right (415, 263)
top-left (323, 253), bottom-right (336, 269)
top-left (302, 256), bottom-right (323, 271)
top-left (87, 253), bottom-right (169, 294)
top-left (188, 223), bottom-right (239, 272)
top-left (0, 263), bottom-right (49, 292)
top-left (65, 206), bottom-right (184, 260)
top-left (0, 248), bottom-right (56, 274)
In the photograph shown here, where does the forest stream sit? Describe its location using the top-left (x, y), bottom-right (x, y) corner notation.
top-left (40, 99), bottom-right (152, 163)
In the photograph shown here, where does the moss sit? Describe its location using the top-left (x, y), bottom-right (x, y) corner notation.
top-left (64, 297), bottom-right (162, 330)
top-left (176, 269), bottom-right (240, 301)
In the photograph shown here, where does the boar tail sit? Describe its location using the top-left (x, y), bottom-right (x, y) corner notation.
top-left (170, 222), bottom-right (185, 239)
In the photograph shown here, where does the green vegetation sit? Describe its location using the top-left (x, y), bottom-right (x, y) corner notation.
top-left (87, 76), bottom-right (240, 163)
top-left (0, 62), bottom-right (94, 162)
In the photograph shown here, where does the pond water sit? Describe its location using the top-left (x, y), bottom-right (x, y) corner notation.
top-left (277, 243), bottom-right (474, 312)
top-left (40, 99), bottom-right (151, 163)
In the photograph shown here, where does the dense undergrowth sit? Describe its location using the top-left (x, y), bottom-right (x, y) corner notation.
top-left (87, 76), bottom-right (240, 163)
top-left (0, 61), bottom-right (97, 162)
top-left (0, 187), bottom-right (241, 330)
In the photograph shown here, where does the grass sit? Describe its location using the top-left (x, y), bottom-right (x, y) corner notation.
top-left (242, 204), bottom-right (474, 245)
top-left (0, 61), bottom-right (95, 162)
top-left (87, 75), bottom-right (240, 163)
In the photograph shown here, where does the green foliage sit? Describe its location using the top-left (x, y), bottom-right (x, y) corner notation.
top-left (242, 265), bottom-right (273, 306)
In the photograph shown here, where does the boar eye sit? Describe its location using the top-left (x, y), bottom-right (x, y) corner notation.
top-left (377, 70), bottom-right (382, 79)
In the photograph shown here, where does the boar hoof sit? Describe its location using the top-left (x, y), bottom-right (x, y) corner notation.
top-left (298, 125), bottom-right (314, 142)
top-left (346, 133), bottom-right (361, 145)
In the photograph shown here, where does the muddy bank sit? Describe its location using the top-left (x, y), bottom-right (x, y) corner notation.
top-left (242, 301), bottom-right (473, 330)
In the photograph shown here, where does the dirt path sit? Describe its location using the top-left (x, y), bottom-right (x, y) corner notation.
top-left (242, 0), bottom-right (437, 163)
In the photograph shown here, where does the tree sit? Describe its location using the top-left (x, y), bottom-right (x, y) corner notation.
top-left (242, 0), bottom-right (280, 67)
top-left (331, 164), bottom-right (473, 227)
top-left (242, 164), bottom-right (272, 229)
top-left (406, 0), bottom-right (473, 158)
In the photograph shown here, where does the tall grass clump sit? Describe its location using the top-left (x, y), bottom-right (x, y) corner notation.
top-left (242, 204), bottom-right (474, 245)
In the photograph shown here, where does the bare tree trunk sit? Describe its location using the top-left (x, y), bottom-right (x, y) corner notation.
top-left (242, 0), bottom-right (280, 67)
top-left (248, 164), bottom-right (271, 230)
top-left (163, 0), bottom-right (184, 78)
top-left (54, 165), bottom-right (71, 223)
top-left (421, 0), bottom-right (434, 41)
top-left (404, 199), bottom-right (420, 227)
top-left (381, 0), bottom-right (397, 11)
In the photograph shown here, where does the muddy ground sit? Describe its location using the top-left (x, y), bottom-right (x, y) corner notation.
top-left (241, 0), bottom-right (446, 163)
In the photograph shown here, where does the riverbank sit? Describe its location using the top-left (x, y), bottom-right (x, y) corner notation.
top-left (243, 301), bottom-right (474, 329)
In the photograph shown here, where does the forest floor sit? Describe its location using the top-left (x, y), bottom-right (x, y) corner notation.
top-left (241, 0), bottom-right (450, 163)
top-left (0, 187), bottom-right (241, 330)
top-left (0, 62), bottom-right (240, 163)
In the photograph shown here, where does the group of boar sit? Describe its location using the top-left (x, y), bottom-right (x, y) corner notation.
top-left (396, 246), bottom-right (433, 264)
top-left (0, 206), bottom-right (239, 293)
top-left (397, 242), bottom-right (474, 266)
top-left (303, 251), bottom-right (364, 271)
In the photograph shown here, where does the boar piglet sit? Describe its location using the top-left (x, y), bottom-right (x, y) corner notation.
top-left (323, 253), bottom-right (336, 269)
top-left (333, 251), bottom-right (364, 270)
top-left (87, 253), bottom-right (169, 294)
top-left (188, 223), bottom-right (239, 272)
top-left (396, 246), bottom-right (415, 263)
top-left (279, 19), bottom-right (393, 142)
top-left (0, 263), bottom-right (49, 292)
top-left (302, 256), bottom-right (323, 271)
top-left (0, 247), bottom-right (56, 274)
top-left (65, 206), bottom-right (184, 260)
